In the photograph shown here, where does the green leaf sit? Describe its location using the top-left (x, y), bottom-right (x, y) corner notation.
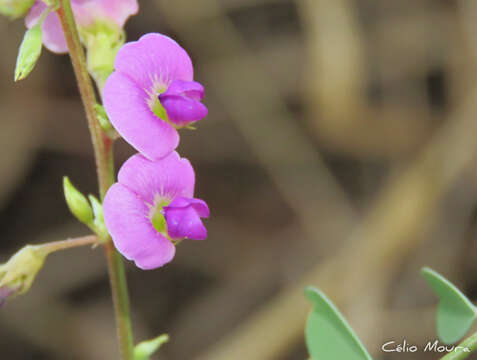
top-left (421, 267), bottom-right (477, 344)
top-left (134, 334), bottom-right (169, 360)
top-left (305, 287), bottom-right (372, 360)
top-left (14, 24), bottom-right (43, 81)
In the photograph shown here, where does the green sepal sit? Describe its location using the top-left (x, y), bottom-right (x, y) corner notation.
top-left (421, 267), bottom-right (477, 344)
top-left (63, 177), bottom-right (94, 226)
top-left (88, 195), bottom-right (109, 241)
top-left (82, 24), bottom-right (125, 89)
top-left (94, 103), bottom-right (114, 133)
top-left (305, 287), bottom-right (372, 360)
top-left (134, 334), bottom-right (169, 360)
top-left (14, 23), bottom-right (43, 81)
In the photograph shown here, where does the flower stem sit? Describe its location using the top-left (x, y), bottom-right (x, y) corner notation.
top-left (38, 235), bottom-right (98, 255)
top-left (441, 332), bottom-right (477, 360)
top-left (57, 1), bottom-right (134, 359)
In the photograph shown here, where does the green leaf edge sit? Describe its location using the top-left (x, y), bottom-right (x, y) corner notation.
top-left (421, 267), bottom-right (477, 344)
top-left (304, 286), bottom-right (373, 360)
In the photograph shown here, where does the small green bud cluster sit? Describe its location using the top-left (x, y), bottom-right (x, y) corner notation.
top-left (63, 177), bottom-right (109, 241)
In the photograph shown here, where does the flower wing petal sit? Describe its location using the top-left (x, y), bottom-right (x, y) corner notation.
top-left (165, 205), bottom-right (207, 240)
top-left (160, 95), bottom-right (208, 126)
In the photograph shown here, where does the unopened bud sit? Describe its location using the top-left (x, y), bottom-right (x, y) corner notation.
top-left (0, 245), bottom-right (47, 305)
top-left (14, 23), bottom-right (43, 81)
top-left (134, 334), bottom-right (169, 360)
top-left (63, 177), bottom-right (93, 225)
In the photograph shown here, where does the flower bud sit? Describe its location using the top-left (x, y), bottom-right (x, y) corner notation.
top-left (14, 23), bottom-right (42, 81)
top-left (63, 176), bottom-right (94, 225)
top-left (134, 334), bottom-right (169, 360)
top-left (0, 0), bottom-right (34, 19)
top-left (0, 245), bottom-right (47, 305)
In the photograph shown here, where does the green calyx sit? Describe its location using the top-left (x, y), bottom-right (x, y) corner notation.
top-left (82, 22), bottom-right (125, 90)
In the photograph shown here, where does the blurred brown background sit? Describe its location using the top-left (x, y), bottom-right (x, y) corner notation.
top-left (2, 0), bottom-right (477, 359)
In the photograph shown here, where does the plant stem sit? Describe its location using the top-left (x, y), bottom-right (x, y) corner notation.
top-left (38, 235), bottom-right (98, 255)
top-left (57, 0), bottom-right (113, 199)
top-left (441, 332), bottom-right (477, 360)
top-left (57, 1), bottom-right (134, 359)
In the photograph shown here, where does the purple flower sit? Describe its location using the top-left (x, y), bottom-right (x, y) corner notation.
top-left (103, 152), bottom-right (209, 269)
top-left (103, 33), bottom-right (208, 161)
top-left (25, 0), bottom-right (138, 53)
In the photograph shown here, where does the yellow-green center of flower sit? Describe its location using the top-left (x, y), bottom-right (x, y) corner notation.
top-left (152, 99), bottom-right (168, 120)
top-left (149, 198), bottom-right (170, 234)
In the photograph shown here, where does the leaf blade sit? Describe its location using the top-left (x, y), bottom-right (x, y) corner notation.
top-left (421, 267), bottom-right (477, 344)
top-left (305, 287), bottom-right (372, 360)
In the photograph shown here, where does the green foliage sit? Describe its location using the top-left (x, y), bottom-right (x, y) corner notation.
top-left (305, 287), bottom-right (372, 360)
top-left (14, 23), bottom-right (43, 81)
top-left (134, 334), bottom-right (169, 360)
top-left (421, 267), bottom-right (477, 345)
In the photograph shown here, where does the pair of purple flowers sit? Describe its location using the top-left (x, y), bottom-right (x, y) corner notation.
top-left (25, 1), bottom-right (209, 269)
top-left (102, 34), bottom-right (210, 270)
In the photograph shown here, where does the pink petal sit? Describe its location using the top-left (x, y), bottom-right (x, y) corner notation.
top-left (25, 1), bottom-right (45, 28)
top-left (26, 2), bottom-right (68, 53)
top-left (103, 183), bottom-right (176, 269)
top-left (114, 33), bottom-right (193, 92)
top-left (74, 0), bottom-right (138, 28)
top-left (117, 152), bottom-right (195, 205)
top-left (103, 72), bottom-right (179, 160)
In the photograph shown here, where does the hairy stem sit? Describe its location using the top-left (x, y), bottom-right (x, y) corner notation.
top-left (441, 332), bottom-right (477, 360)
top-left (38, 235), bottom-right (98, 255)
top-left (57, 1), bottom-right (134, 359)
